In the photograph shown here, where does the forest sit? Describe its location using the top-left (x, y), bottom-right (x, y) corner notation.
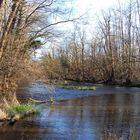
top-left (0, 0), bottom-right (140, 119)
top-left (40, 0), bottom-right (140, 85)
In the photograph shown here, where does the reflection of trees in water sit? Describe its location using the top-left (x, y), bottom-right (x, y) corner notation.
top-left (93, 94), bottom-right (140, 140)
top-left (43, 94), bottom-right (140, 139)
top-left (16, 81), bottom-right (31, 103)
top-left (47, 94), bottom-right (140, 140)
top-left (13, 93), bottom-right (140, 140)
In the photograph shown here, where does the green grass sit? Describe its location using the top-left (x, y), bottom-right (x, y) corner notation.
top-left (129, 132), bottom-right (138, 140)
top-left (8, 104), bottom-right (40, 114)
top-left (62, 86), bottom-right (96, 90)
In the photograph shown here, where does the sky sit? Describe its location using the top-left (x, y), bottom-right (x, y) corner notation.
top-left (35, 0), bottom-right (128, 58)
top-left (75, 0), bottom-right (127, 15)
top-left (56, 0), bottom-right (128, 32)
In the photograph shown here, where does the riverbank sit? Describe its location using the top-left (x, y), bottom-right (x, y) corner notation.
top-left (47, 79), bottom-right (140, 88)
top-left (0, 104), bottom-right (39, 126)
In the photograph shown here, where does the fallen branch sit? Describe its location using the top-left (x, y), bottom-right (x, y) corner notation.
top-left (29, 97), bottom-right (54, 104)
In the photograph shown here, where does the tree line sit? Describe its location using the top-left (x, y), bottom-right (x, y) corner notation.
top-left (40, 0), bottom-right (140, 85)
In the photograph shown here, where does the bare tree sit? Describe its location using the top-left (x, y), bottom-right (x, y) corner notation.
top-left (0, 0), bottom-right (79, 118)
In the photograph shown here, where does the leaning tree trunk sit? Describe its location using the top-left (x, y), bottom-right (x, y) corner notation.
top-left (0, 76), bottom-right (19, 119)
top-left (0, 0), bottom-right (21, 59)
top-left (0, 93), bottom-right (19, 119)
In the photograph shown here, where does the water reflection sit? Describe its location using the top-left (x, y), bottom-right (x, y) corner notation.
top-left (0, 83), bottom-right (140, 140)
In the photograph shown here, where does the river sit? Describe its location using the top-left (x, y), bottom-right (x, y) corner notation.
top-left (0, 81), bottom-right (140, 140)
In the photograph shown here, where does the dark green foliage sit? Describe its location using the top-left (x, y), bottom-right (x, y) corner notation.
top-left (30, 40), bottom-right (43, 50)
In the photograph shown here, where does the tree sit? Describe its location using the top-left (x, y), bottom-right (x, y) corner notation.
top-left (0, 0), bottom-right (79, 118)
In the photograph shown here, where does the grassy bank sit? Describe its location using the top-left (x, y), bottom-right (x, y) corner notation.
top-left (5, 104), bottom-right (40, 125)
top-left (62, 86), bottom-right (96, 90)
top-left (8, 104), bottom-right (39, 115)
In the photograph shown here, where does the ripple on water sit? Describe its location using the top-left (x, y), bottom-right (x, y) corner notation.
top-left (1, 82), bottom-right (139, 140)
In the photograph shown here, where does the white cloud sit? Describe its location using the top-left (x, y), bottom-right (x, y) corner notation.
top-left (75, 0), bottom-right (127, 15)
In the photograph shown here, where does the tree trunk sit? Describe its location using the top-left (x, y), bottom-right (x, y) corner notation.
top-left (0, 0), bottom-right (3, 8)
top-left (0, 0), bottom-right (22, 59)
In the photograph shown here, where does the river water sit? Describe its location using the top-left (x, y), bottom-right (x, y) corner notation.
top-left (0, 82), bottom-right (140, 140)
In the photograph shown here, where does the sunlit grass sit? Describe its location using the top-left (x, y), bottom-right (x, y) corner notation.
top-left (62, 86), bottom-right (96, 90)
top-left (8, 104), bottom-right (40, 114)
